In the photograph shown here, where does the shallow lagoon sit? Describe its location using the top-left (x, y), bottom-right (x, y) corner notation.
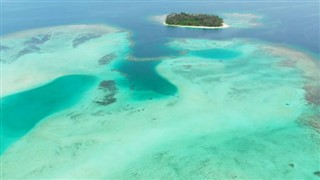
top-left (1, 26), bottom-right (319, 179)
top-left (1, 75), bottom-right (97, 153)
top-left (1, 1), bottom-right (320, 179)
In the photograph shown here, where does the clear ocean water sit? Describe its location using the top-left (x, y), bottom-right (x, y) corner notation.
top-left (1, 1), bottom-right (319, 179)
top-left (2, 1), bottom-right (319, 56)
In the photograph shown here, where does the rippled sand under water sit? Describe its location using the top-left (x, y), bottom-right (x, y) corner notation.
top-left (1, 25), bottom-right (319, 179)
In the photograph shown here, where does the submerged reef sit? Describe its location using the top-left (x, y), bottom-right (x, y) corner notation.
top-left (16, 45), bottom-right (41, 59)
top-left (72, 33), bottom-right (102, 48)
top-left (0, 45), bottom-right (10, 51)
top-left (1, 25), bottom-right (319, 179)
top-left (98, 53), bottom-right (117, 65)
top-left (222, 13), bottom-right (262, 28)
top-left (93, 80), bottom-right (117, 106)
top-left (0, 24), bottom-right (126, 96)
top-left (24, 34), bottom-right (51, 46)
top-left (304, 85), bottom-right (320, 106)
top-left (314, 171), bottom-right (320, 177)
top-left (298, 112), bottom-right (320, 134)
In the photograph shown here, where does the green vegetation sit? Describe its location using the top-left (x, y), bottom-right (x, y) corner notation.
top-left (165, 12), bottom-right (224, 27)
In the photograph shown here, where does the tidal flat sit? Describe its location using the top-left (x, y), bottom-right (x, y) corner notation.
top-left (1, 24), bottom-right (319, 179)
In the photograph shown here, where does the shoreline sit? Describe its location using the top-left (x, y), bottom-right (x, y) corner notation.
top-left (164, 22), bottom-right (230, 29)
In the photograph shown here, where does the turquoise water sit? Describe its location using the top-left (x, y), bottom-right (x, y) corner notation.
top-left (115, 60), bottom-right (177, 100)
top-left (190, 48), bottom-right (241, 60)
top-left (0, 75), bottom-right (97, 153)
top-left (117, 123), bottom-right (319, 179)
top-left (1, 1), bottom-right (319, 179)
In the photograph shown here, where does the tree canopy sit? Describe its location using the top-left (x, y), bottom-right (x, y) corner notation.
top-left (165, 12), bottom-right (223, 27)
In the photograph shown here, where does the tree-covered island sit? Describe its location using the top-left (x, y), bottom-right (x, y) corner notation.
top-left (165, 12), bottom-right (224, 27)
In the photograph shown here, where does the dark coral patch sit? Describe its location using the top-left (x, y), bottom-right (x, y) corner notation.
top-left (94, 80), bottom-right (118, 106)
top-left (304, 85), bottom-right (320, 106)
top-left (305, 118), bottom-right (320, 133)
top-left (16, 45), bottom-right (40, 59)
top-left (314, 171), bottom-right (320, 177)
top-left (98, 53), bottom-right (117, 65)
top-left (288, 163), bottom-right (295, 168)
top-left (299, 114), bottom-right (320, 134)
top-left (24, 34), bottom-right (51, 46)
top-left (95, 94), bottom-right (117, 106)
top-left (99, 80), bottom-right (117, 91)
top-left (0, 45), bottom-right (10, 51)
top-left (72, 33), bottom-right (102, 48)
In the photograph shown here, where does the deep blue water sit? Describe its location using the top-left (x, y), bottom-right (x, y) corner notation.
top-left (2, 1), bottom-right (320, 57)
top-left (0, 75), bottom-right (97, 153)
top-left (115, 60), bottom-right (177, 100)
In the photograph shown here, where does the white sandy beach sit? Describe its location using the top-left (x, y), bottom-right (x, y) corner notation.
top-left (164, 22), bottom-right (230, 29)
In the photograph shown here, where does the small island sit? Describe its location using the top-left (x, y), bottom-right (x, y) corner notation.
top-left (165, 12), bottom-right (225, 28)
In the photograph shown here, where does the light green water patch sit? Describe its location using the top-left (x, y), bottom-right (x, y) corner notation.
top-left (222, 13), bottom-right (263, 28)
top-left (0, 74), bottom-right (97, 154)
top-left (189, 48), bottom-right (241, 60)
top-left (114, 60), bottom-right (177, 100)
top-left (115, 123), bottom-right (319, 179)
top-left (1, 25), bottom-right (130, 96)
top-left (169, 38), bottom-right (258, 50)
top-left (168, 38), bottom-right (257, 62)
